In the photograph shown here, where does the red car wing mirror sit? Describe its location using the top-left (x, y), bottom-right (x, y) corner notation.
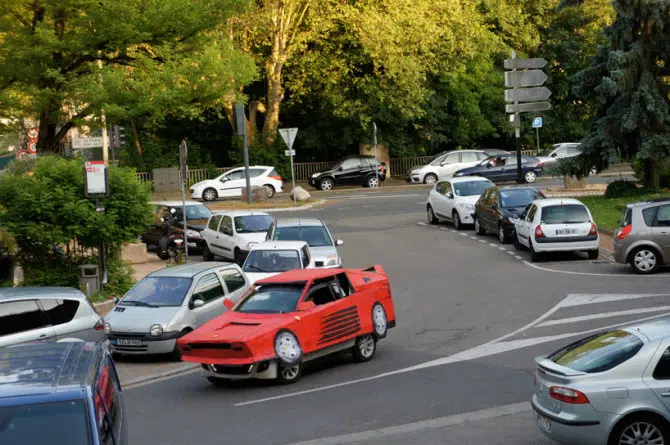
top-left (223, 299), bottom-right (234, 310)
top-left (296, 301), bottom-right (315, 311)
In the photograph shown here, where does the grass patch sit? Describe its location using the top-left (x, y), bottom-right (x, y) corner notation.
top-left (580, 192), bottom-right (670, 231)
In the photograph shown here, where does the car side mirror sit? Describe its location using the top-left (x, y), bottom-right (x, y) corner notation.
top-left (220, 178), bottom-right (228, 182)
top-left (336, 239), bottom-right (343, 246)
top-left (191, 299), bottom-right (205, 309)
top-left (551, 153), bottom-right (557, 157)
top-left (113, 297), bottom-right (120, 304)
top-left (296, 301), bottom-right (315, 311)
top-left (338, 167), bottom-right (343, 171)
top-left (223, 299), bottom-right (234, 310)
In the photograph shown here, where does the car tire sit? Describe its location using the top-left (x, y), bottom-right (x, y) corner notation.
top-left (427, 205), bottom-right (438, 225)
top-left (202, 243), bottom-right (214, 261)
top-left (274, 330), bottom-right (303, 366)
top-left (524, 171), bottom-right (537, 183)
top-left (157, 249), bottom-right (170, 260)
top-left (629, 246), bottom-right (662, 274)
top-left (234, 248), bottom-right (244, 266)
top-left (609, 414), bottom-right (669, 445)
top-left (203, 187), bottom-right (218, 202)
top-left (452, 211), bottom-right (461, 230)
top-left (498, 224), bottom-right (508, 244)
top-left (366, 176), bottom-right (380, 188)
top-left (514, 236), bottom-right (525, 251)
top-left (264, 184), bottom-right (276, 198)
top-left (424, 173), bottom-right (438, 185)
top-left (371, 303), bottom-right (388, 339)
top-left (529, 238), bottom-right (540, 262)
top-left (277, 361), bottom-right (303, 385)
top-left (474, 216), bottom-right (486, 235)
top-left (352, 334), bottom-right (377, 363)
top-left (588, 249), bottom-right (599, 260)
top-left (319, 178), bottom-right (334, 191)
top-left (167, 329), bottom-right (191, 361)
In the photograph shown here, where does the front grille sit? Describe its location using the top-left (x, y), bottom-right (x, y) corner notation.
top-left (188, 343), bottom-right (233, 350)
top-left (110, 332), bottom-right (146, 338)
top-left (114, 307), bottom-right (125, 312)
top-left (212, 364), bottom-right (254, 375)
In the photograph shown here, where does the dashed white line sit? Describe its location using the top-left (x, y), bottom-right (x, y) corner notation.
top-left (498, 246), bottom-right (507, 251)
top-left (478, 240), bottom-right (487, 243)
top-left (506, 251), bottom-right (515, 255)
top-left (459, 233), bottom-right (468, 236)
top-left (488, 243), bottom-right (497, 247)
top-left (514, 255), bottom-right (523, 260)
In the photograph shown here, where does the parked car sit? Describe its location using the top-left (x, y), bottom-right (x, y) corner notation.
top-left (308, 155), bottom-right (387, 191)
top-left (242, 241), bottom-right (315, 284)
top-left (0, 341), bottom-right (127, 445)
top-left (200, 211), bottom-right (273, 264)
top-left (474, 185), bottom-right (545, 243)
top-left (177, 265), bottom-right (396, 385)
top-left (454, 153), bottom-right (544, 184)
top-left (0, 287), bottom-right (106, 348)
top-left (426, 176), bottom-right (495, 229)
top-left (532, 319), bottom-right (670, 445)
top-left (103, 262), bottom-right (250, 359)
top-left (190, 166), bottom-right (283, 201)
top-left (535, 143), bottom-right (582, 168)
top-left (406, 150), bottom-right (490, 184)
top-left (142, 200), bottom-right (213, 259)
top-left (513, 198), bottom-right (600, 261)
top-left (265, 217), bottom-right (343, 268)
top-left (613, 197), bottom-right (670, 274)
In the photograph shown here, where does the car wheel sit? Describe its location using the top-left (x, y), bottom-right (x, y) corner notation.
top-left (610, 414), bottom-right (669, 445)
top-left (427, 205), bottom-right (438, 225)
top-left (629, 246), bottom-right (661, 274)
top-left (452, 211), bottom-right (461, 230)
top-left (234, 248), bottom-right (244, 265)
top-left (366, 176), bottom-right (380, 188)
top-left (203, 187), bottom-right (218, 202)
top-left (352, 334), bottom-right (377, 363)
top-left (264, 184), bottom-right (275, 198)
top-left (371, 303), bottom-right (388, 339)
top-left (277, 361), bottom-right (303, 385)
top-left (167, 343), bottom-right (182, 361)
top-left (202, 243), bottom-right (214, 261)
top-left (274, 330), bottom-right (302, 366)
top-left (524, 171), bottom-right (537, 183)
top-left (498, 224), bottom-right (508, 243)
top-left (157, 249), bottom-right (170, 260)
top-left (424, 173), bottom-right (438, 185)
top-left (474, 216), bottom-right (485, 235)
top-left (588, 249), bottom-right (599, 260)
top-left (319, 178), bottom-right (334, 191)
top-left (529, 238), bottom-right (540, 262)
top-left (513, 236), bottom-right (525, 251)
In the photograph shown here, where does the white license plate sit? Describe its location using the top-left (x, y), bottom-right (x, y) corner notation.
top-left (116, 339), bottom-right (142, 346)
top-left (188, 242), bottom-right (197, 248)
top-left (555, 228), bottom-right (577, 235)
top-left (537, 414), bottom-right (551, 432)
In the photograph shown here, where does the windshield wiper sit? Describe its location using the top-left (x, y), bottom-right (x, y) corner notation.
top-left (245, 265), bottom-right (268, 272)
top-left (122, 300), bottom-right (158, 308)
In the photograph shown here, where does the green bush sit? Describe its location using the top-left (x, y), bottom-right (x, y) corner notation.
top-left (546, 155), bottom-right (591, 179)
top-left (604, 179), bottom-right (643, 198)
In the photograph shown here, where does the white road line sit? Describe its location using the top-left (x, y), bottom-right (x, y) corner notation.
top-left (282, 402), bottom-right (531, 445)
top-left (537, 305), bottom-right (670, 328)
top-left (514, 255), bottom-right (523, 260)
top-left (506, 251), bottom-right (515, 255)
top-left (522, 261), bottom-right (669, 278)
top-left (478, 240), bottom-right (487, 243)
top-left (560, 293), bottom-right (670, 308)
top-left (417, 222), bottom-right (428, 226)
top-left (498, 247), bottom-right (506, 251)
top-left (125, 367), bottom-right (200, 390)
top-left (488, 243), bottom-right (497, 247)
top-left (347, 193), bottom-right (422, 200)
top-left (336, 207), bottom-right (352, 210)
top-left (459, 233), bottom-right (468, 236)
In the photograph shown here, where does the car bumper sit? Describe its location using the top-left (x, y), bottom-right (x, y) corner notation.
top-left (200, 359), bottom-right (279, 380)
top-left (108, 331), bottom-right (182, 355)
top-left (308, 178), bottom-right (319, 188)
top-left (458, 210), bottom-right (475, 224)
top-left (531, 396), bottom-right (611, 445)
top-left (407, 174), bottom-right (422, 183)
top-left (612, 240), bottom-right (629, 264)
top-left (532, 236), bottom-right (600, 253)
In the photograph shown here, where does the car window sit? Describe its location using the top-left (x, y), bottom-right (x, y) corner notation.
top-left (620, 207), bottom-right (633, 227)
top-left (453, 180), bottom-right (494, 197)
top-left (499, 189), bottom-right (541, 209)
top-left (40, 299), bottom-right (79, 326)
top-left (476, 152), bottom-right (488, 160)
top-left (653, 347), bottom-right (670, 379)
top-left (341, 158), bottom-right (362, 169)
top-left (430, 154), bottom-right (447, 166)
top-left (272, 225), bottom-right (333, 247)
top-left (504, 156), bottom-right (518, 166)
top-left (122, 277), bottom-right (192, 307)
top-left (548, 330), bottom-right (643, 373)
top-left (527, 204), bottom-right (537, 221)
top-left (234, 215), bottom-right (273, 233)
top-left (552, 146), bottom-right (567, 156)
top-left (642, 207), bottom-right (657, 226)
top-left (0, 400), bottom-right (91, 445)
top-left (0, 300), bottom-right (46, 336)
top-left (225, 170), bottom-right (244, 180)
top-left (219, 216), bottom-right (233, 235)
top-left (208, 215), bottom-right (222, 231)
top-left (220, 269), bottom-right (246, 293)
top-left (192, 273), bottom-right (226, 303)
top-left (443, 153), bottom-right (460, 164)
top-left (460, 152), bottom-right (479, 163)
top-left (243, 249), bottom-right (302, 273)
top-left (247, 168), bottom-right (265, 178)
top-left (541, 204), bottom-right (590, 224)
top-left (654, 205), bottom-right (670, 227)
top-left (235, 284), bottom-right (305, 314)
top-left (172, 205), bottom-right (212, 221)
top-left (269, 168), bottom-right (281, 178)
top-left (566, 145), bottom-right (582, 155)
top-left (306, 283), bottom-right (337, 306)
top-left (435, 181), bottom-right (448, 195)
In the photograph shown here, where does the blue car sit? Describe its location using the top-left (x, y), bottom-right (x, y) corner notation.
top-left (453, 153), bottom-right (544, 184)
top-left (0, 341), bottom-right (127, 445)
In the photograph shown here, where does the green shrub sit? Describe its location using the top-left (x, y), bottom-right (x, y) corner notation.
top-left (546, 156), bottom-right (591, 179)
top-left (633, 158), bottom-right (670, 188)
top-left (604, 179), bottom-right (643, 198)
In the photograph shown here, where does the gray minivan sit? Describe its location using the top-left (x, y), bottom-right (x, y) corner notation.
top-left (104, 262), bottom-right (250, 359)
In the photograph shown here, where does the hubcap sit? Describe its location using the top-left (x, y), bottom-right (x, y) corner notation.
top-left (526, 172), bottom-right (536, 182)
top-left (321, 180), bottom-right (332, 191)
top-left (619, 422), bottom-right (664, 445)
top-left (373, 305), bottom-right (387, 335)
top-left (425, 175), bottom-right (436, 184)
top-left (634, 250), bottom-right (657, 271)
top-left (204, 190), bottom-right (215, 200)
top-left (280, 364), bottom-right (300, 380)
top-left (266, 186), bottom-right (274, 197)
top-left (369, 178), bottom-right (379, 187)
top-left (275, 332), bottom-right (301, 362)
top-left (358, 335), bottom-right (375, 358)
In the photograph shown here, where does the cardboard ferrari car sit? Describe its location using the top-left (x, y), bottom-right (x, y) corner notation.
top-left (177, 265), bottom-right (396, 385)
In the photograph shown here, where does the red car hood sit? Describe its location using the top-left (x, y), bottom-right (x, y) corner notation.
top-left (180, 311), bottom-right (294, 344)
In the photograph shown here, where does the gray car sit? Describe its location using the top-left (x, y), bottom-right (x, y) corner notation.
top-left (265, 217), bottom-right (343, 268)
top-left (532, 318), bottom-right (670, 445)
top-left (613, 197), bottom-right (670, 274)
top-left (104, 262), bottom-right (249, 359)
top-left (0, 287), bottom-right (106, 348)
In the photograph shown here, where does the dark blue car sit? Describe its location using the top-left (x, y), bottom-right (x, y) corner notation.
top-left (453, 153), bottom-right (544, 184)
top-left (0, 341), bottom-right (126, 445)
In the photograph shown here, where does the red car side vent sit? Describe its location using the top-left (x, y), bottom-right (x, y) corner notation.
top-left (229, 322), bottom-right (261, 326)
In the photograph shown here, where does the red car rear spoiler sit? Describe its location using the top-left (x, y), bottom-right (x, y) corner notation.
top-left (362, 264), bottom-right (386, 275)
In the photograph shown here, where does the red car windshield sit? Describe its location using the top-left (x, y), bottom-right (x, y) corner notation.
top-left (235, 284), bottom-right (305, 314)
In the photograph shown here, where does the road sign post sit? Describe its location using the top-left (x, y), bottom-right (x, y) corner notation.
top-left (532, 117), bottom-right (543, 155)
top-left (235, 104), bottom-right (252, 204)
top-left (279, 128), bottom-right (298, 207)
top-left (179, 139), bottom-right (189, 260)
top-left (372, 123), bottom-right (379, 191)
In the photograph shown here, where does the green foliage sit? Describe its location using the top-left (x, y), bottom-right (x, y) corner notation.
top-left (100, 254), bottom-right (136, 299)
top-left (0, 228), bottom-right (17, 256)
top-left (118, 135), bottom-right (217, 173)
top-left (633, 158), bottom-right (670, 189)
top-left (604, 179), bottom-right (642, 199)
top-left (546, 156), bottom-right (591, 179)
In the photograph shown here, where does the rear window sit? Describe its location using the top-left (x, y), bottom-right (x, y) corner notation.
top-left (541, 204), bottom-right (590, 224)
top-left (548, 330), bottom-right (643, 373)
top-left (0, 400), bottom-right (91, 445)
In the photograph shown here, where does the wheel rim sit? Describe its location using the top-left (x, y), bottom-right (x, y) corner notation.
top-left (634, 250), bottom-right (657, 271)
top-left (275, 332), bottom-right (301, 362)
top-left (427, 207), bottom-right (434, 223)
top-left (525, 172), bottom-right (536, 182)
top-left (265, 186), bottom-right (274, 197)
top-left (204, 189), bottom-right (216, 201)
top-left (499, 226), bottom-right (505, 242)
top-left (425, 175), bottom-right (437, 184)
top-left (280, 364), bottom-right (300, 380)
top-left (373, 305), bottom-right (387, 336)
top-left (321, 180), bottom-right (332, 191)
top-left (619, 422), bottom-right (664, 445)
top-left (369, 177), bottom-right (379, 187)
top-left (358, 335), bottom-right (375, 358)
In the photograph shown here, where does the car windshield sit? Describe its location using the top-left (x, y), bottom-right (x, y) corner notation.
top-left (235, 215), bottom-right (273, 233)
top-left (499, 189), bottom-right (541, 208)
top-left (548, 330), bottom-right (644, 373)
top-left (0, 400), bottom-right (91, 445)
top-left (235, 284), bottom-right (305, 314)
top-left (272, 225), bottom-right (333, 247)
top-left (453, 181), bottom-right (494, 197)
top-left (173, 205), bottom-right (212, 221)
top-left (121, 277), bottom-right (192, 307)
top-left (541, 204), bottom-right (590, 224)
top-left (243, 250), bottom-right (302, 273)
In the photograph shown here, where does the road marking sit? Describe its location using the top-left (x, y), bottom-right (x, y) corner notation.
top-left (537, 305), bottom-right (670, 328)
top-left (124, 366), bottom-right (200, 390)
top-left (282, 402), bottom-right (531, 445)
top-left (506, 251), bottom-right (515, 255)
top-left (417, 222), bottom-right (428, 226)
top-left (479, 240), bottom-right (487, 243)
top-left (561, 293), bottom-right (670, 308)
top-left (336, 207), bottom-right (352, 210)
top-left (522, 261), bottom-right (669, 278)
top-left (488, 243), bottom-right (497, 247)
top-left (498, 246), bottom-right (506, 251)
top-left (459, 233), bottom-right (468, 236)
top-left (514, 255), bottom-right (523, 260)
top-left (347, 193), bottom-right (422, 200)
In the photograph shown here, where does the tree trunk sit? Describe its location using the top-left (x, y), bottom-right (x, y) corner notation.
top-left (129, 119), bottom-right (142, 155)
top-left (644, 159), bottom-right (660, 191)
top-left (262, 61), bottom-right (284, 149)
top-left (36, 98), bottom-right (61, 154)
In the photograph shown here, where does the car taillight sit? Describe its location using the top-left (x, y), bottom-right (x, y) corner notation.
top-left (616, 224), bottom-right (632, 239)
top-left (269, 175), bottom-right (282, 181)
top-left (589, 222), bottom-right (597, 235)
top-left (535, 225), bottom-right (545, 238)
top-left (95, 320), bottom-right (105, 331)
top-left (550, 386), bottom-right (589, 404)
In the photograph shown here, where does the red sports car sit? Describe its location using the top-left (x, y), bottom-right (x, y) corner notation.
top-left (177, 265), bottom-right (396, 385)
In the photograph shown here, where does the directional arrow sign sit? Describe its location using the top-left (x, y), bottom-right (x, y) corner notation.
top-left (505, 102), bottom-right (552, 113)
top-left (278, 127), bottom-right (298, 150)
top-left (504, 57), bottom-right (547, 70)
top-left (504, 87), bottom-right (552, 103)
top-left (504, 70), bottom-right (548, 88)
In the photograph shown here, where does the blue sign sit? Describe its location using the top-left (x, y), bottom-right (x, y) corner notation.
top-left (532, 117), bottom-right (543, 128)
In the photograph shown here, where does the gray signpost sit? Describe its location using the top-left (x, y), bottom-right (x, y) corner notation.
top-left (279, 128), bottom-right (298, 207)
top-left (504, 51), bottom-right (552, 183)
top-left (179, 139), bottom-right (189, 259)
top-left (235, 103), bottom-right (252, 204)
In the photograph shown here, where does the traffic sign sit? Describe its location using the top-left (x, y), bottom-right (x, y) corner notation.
top-left (279, 128), bottom-right (298, 149)
top-left (505, 102), bottom-right (552, 113)
top-left (72, 137), bottom-right (104, 149)
top-left (504, 70), bottom-right (548, 88)
top-left (504, 87), bottom-right (551, 103)
top-left (284, 149), bottom-right (296, 156)
top-left (532, 117), bottom-right (543, 128)
top-left (504, 57), bottom-right (547, 70)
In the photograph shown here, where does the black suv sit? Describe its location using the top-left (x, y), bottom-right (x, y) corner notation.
top-left (308, 155), bottom-right (387, 191)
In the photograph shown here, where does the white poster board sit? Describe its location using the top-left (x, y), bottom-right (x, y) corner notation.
top-left (85, 161), bottom-right (108, 195)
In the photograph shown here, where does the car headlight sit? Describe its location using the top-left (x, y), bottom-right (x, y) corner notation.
top-left (410, 169), bottom-right (418, 175)
top-left (326, 255), bottom-right (339, 266)
top-left (245, 242), bottom-right (258, 250)
top-left (459, 203), bottom-right (474, 211)
top-left (185, 229), bottom-right (200, 238)
top-left (150, 324), bottom-right (164, 337)
top-left (104, 322), bottom-right (111, 335)
top-left (311, 173), bottom-right (320, 178)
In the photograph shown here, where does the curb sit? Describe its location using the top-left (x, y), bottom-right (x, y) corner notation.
top-left (123, 363), bottom-right (200, 388)
top-left (257, 199), bottom-right (327, 212)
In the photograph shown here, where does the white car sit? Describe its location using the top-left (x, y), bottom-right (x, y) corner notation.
top-left (408, 150), bottom-right (490, 184)
top-left (264, 217), bottom-right (344, 268)
top-left (513, 198), bottom-right (600, 261)
top-left (241, 241), bottom-right (315, 284)
top-left (201, 211), bottom-right (273, 264)
top-left (426, 176), bottom-right (495, 229)
top-left (535, 143), bottom-right (582, 168)
top-left (190, 166), bottom-right (283, 201)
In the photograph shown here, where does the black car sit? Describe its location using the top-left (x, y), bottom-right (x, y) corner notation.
top-left (474, 185), bottom-right (545, 243)
top-left (453, 153), bottom-right (543, 184)
top-left (308, 155), bottom-right (387, 191)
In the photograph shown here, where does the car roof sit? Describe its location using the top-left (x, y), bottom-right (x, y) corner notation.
top-left (211, 210), bottom-right (271, 218)
top-left (0, 286), bottom-right (87, 302)
top-left (0, 342), bottom-right (103, 401)
top-left (627, 197), bottom-right (670, 209)
top-left (274, 217), bottom-right (325, 227)
top-left (532, 198), bottom-right (584, 207)
top-left (151, 200), bottom-right (204, 207)
top-left (148, 261), bottom-right (236, 278)
top-left (256, 268), bottom-right (341, 285)
top-left (448, 176), bottom-right (494, 184)
top-left (496, 185), bottom-right (541, 192)
top-left (249, 240), bottom-right (308, 251)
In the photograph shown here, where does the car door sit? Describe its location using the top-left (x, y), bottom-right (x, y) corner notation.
top-left (189, 273), bottom-right (228, 326)
top-left (203, 214), bottom-right (225, 256)
top-left (650, 204), bottom-right (670, 256)
top-left (39, 298), bottom-right (99, 341)
top-left (441, 181), bottom-right (456, 218)
top-left (217, 169), bottom-right (246, 197)
top-left (335, 158), bottom-right (364, 185)
top-left (219, 268), bottom-right (249, 303)
top-left (430, 181), bottom-right (450, 218)
top-left (501, 156), bottom-right (524, 180)
top-left (247, 168), bottom-right (267, 188)
top-left (518, 204), bottom-right (538, 245)
top-left (480, 189), bottom-right (497, 232)
top-left (482, 156), bottom-right (507, 180)
top-left (436, 152), bottom-right (461, 178)
top-left (0, 300), bottom-right (57, 347)
top-left (642, 341), bottom-right (670, 411)
top-left (215, 216), bottom-right (236, 260)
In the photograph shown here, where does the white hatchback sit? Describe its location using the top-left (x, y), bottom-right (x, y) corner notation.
top-left (426, 176), bottom-right (495, 229)
top-left (190, 166), bottom-right (283, 201)
top-left (241, 241), bottom-right (315, 284)
top-left (513, 198), bottom-right (600, 261)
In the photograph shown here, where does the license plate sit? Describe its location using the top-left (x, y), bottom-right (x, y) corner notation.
top-left (116, 339), bottom-right (142, 346)
top-left (188, 242), bottom-right (197, 248)
top-left (537, 414), bottom-right (551, 432)
top-left (555, 228), bottom-right (577, 235)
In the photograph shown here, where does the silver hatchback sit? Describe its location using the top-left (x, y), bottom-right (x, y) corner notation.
top-left (532, 319), bottom-right (670, 445)
top-left (104, 262), bottom-right (249, 359)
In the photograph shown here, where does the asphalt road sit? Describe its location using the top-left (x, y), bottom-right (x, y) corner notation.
top-left (120, 186), bottom-right (669, 445)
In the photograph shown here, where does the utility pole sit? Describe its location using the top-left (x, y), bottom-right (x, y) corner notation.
top-left (372, 122), bottom-right (380, 190)
top-left (235, 104), bottom-right (252, 204)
